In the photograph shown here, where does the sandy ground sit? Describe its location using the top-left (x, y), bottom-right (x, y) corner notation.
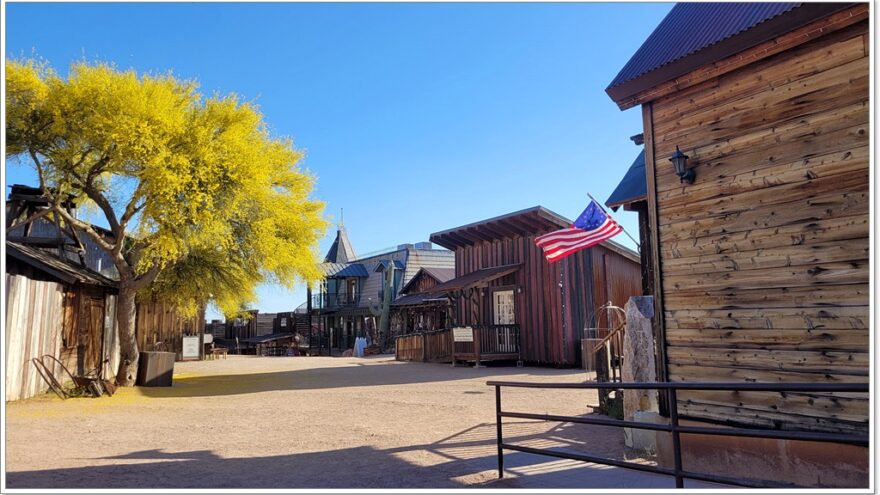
top-left (5, 355), bottom-right (677, 489)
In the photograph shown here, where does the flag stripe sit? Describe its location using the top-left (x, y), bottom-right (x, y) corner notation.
top-left (546, 224), bottom-right (622, 261)
top-left (539, 220), bottom-right (618, 251)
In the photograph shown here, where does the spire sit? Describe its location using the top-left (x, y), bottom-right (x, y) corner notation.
top-left (324, 215), bottom-right (356, 263)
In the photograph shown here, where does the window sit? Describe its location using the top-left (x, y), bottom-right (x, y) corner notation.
top-left (493, 290), bottom-right (515, 325)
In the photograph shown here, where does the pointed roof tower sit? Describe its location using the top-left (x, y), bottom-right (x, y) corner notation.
top-left (324, 211), bottom-right (356, 263)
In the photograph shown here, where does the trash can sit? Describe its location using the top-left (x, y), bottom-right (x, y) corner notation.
top-left (136, 351), bottom-right (176, 387)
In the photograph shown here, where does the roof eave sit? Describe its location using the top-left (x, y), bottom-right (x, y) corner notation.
top-left (607, 3), bottom-right (856, 109)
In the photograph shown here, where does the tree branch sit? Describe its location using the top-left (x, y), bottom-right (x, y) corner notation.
top-left (27, 149), bottom-right (46, 191)
top-left (129, 261), bottom-right (162, 290)
top-left (120, 182), bottom-right (146, 227)
top-left (50, 204), bottom-right (122, 264)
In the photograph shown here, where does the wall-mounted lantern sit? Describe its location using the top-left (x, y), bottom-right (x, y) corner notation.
top-left (670, 146), bottom-right (694, 184)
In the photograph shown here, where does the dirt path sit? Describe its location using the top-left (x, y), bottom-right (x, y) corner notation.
top-left (6, 355), bottom-right (652, 489)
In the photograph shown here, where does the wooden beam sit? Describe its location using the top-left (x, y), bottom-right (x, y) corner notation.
top-left (643, 102), bottom-right (669, 383)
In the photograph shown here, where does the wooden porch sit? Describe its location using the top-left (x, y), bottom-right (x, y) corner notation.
top-left (395, 324), bottom-right (520, 366)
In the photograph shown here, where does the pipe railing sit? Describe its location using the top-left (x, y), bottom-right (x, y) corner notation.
top-left (487, 380), bottom-right (869, 488)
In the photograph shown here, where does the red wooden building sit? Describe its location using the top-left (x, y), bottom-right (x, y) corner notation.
top-left (428, 206), bottom-right (641, 366)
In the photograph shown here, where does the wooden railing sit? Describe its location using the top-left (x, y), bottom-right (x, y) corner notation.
top-left (395, 325), bottom-right (519, 365)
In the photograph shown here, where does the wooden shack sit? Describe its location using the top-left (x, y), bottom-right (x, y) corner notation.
top-left (5, 185), bottom-right (205, 400)
top-left (428, 206), bottom-right (641, 366)
top-left (390, 267), bottom-right (454, 336)
top-left (606, 2), bottom-right (868, 486)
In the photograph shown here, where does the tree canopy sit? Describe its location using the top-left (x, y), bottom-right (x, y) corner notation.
top-left (6, 59), bottom-right (328, 316)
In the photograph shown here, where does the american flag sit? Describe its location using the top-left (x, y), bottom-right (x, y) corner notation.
top-left (535, 200), bottom-right (623, 262)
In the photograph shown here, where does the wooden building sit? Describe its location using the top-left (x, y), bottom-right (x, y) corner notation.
top-left (5, 185), bottom-right (205, 401)
top-left (390, 267), bottom-right (455, 335)
top-left (428, 206), bottom-right (641, 366)
top-left (306, 226), bottom-right (455, 352)
top-left (606, 2), bottom-right (868, 486)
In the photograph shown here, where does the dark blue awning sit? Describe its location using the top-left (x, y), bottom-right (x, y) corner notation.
top-left (606, 150), bottom-right (646, 211)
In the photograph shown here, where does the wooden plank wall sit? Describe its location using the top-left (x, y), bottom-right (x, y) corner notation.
top-left (136, 299), bottom-right (205, 359)
top-left (453, 237), bottom-right (641, 365)
top-left (407, 273), bottom-right (440, 294)
top-left (590, 245), bottom-right (644, 324)
top-left (4, 273), bottom-right (64, 401)
top-left (646, 19), bottom-right (869, 433)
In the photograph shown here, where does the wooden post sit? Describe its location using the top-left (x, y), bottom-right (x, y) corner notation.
top-left (472, 288), bottom-right (482, 367)
top-left (421, 331), bottom-right (427, 362)
top-left (474, 326), bottom-right (482, 367)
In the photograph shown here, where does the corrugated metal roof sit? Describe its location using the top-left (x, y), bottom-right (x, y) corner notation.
top-left (606, 150), bottom-right (647, 210)
top-left (431, 263), bottom-right (523, 293)
top-left (320, 262), bottom-right (369, 278)
top-left (608, 3), bottom-right (801, 91)
top-left (391, 291), bottom-right (449, 307)
top-left (7, 241), bottom-right (118, 288)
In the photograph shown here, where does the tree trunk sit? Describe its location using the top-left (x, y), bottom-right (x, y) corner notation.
top-left (115, 285), bottom-right (139, 386)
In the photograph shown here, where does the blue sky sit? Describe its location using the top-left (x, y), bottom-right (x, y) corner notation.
top-left (5, 2), bottom-right (672, 318)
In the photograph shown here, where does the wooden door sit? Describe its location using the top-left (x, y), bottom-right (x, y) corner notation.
top-left (77, 295), bottom-right (104, 375)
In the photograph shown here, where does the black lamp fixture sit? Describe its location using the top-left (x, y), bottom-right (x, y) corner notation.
top-left (670, 146), bottom-right (694, 184)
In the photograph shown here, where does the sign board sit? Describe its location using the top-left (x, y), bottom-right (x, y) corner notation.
top-left (182, 336), bottom-right (201, 361)
top-left (452, 326), bottom-right (474, 342)
top-left (203, 333), bottom-right (213, 344)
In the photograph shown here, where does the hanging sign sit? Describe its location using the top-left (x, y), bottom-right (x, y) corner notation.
top-left (452, 326), bottom-right (474, 342)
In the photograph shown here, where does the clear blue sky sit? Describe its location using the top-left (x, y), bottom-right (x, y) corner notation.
top-left (5, 2), bottom-right (672, 319)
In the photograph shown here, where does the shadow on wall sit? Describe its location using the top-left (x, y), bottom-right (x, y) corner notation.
top-left (6, 419), bottom-right (689, 489)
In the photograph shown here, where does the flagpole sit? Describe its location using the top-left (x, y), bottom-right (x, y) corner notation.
top-left (587, 192), bottom-right (641, 252)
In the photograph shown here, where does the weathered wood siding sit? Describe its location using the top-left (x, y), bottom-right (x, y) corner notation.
top-left (453, 238), bottom-right (641, 365)
top-left (644, 18), bottom-right (869, 432)
top-left (136, 299), bottom-right (205, 359)
top-left (5, 273), bottom-right (65, 401)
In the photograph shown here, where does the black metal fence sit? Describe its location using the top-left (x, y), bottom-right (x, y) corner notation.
top-left (487, 380), bottom-right (869, 488)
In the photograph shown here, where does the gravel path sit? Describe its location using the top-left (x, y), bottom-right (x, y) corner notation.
top-left (5, 355), bottom-right (667, 489)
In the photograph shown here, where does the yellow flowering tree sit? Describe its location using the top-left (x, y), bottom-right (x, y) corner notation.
top-left (6, 60), bottom-right (327, 385)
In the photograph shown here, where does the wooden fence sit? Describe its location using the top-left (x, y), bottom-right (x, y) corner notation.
top-left (136, 299), bottom-right (206, 359)
top-left (395, 325), bottom-right (519, 365)
top-left (5, 274), bottom-right (65, 401)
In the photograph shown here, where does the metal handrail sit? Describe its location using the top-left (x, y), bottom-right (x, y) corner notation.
top-left (488, 380), bottom-right (869, 488)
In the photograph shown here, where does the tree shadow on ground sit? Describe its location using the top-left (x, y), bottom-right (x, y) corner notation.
top-left (7, 417), bottom-right (697, 489)
top-left (136, 360), bottom-right (580, 399)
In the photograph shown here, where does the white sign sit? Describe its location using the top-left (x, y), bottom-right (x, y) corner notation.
top-left (203, 333), bottom-right (213, 344)
top-left (182, 336), bottom-right (200, 360)
top-left (452, 326), bottom-right (474, 342)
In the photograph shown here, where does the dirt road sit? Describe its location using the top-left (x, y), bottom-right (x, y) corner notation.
top-left (6, 355), bottom-right (662, 489)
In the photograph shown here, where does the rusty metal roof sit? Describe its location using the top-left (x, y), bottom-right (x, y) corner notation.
top-left (391, 291), bottom-right (449, 307)
top-left (430, 263), bottom-right (523, 293)
top-left (606, 3), bottom-right (854, 106)
top-left (7, 241), bottom-right (118, 288)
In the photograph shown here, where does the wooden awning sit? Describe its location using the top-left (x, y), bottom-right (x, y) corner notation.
top-left (430, 263), bottom-right (522, 293)
top-left (430, 206), bottom-right (569, 250)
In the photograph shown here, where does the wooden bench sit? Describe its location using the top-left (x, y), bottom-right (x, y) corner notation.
top-left (209, 348), bottom-right (228, 360)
